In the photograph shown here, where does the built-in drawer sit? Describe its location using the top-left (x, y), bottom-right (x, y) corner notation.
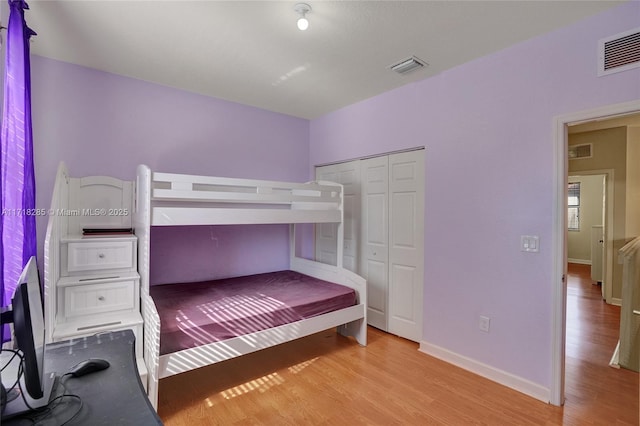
top-left (67, 240), bottom-right (135, 273)
top-left (63, 278), bottom-right (137, 318)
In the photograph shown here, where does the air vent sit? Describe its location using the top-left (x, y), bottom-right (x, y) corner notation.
top-left (568, 144), bottom-right (592, 160)
top-left (598, 27), bottom-right (640, 76)
top-left (389, 56), bottom-right (428, 75)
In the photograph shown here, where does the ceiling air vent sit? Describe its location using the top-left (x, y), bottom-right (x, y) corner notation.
top-left (568, 144), bottom-right (592, 160)
top-left (598, 27), bottom-right (640, 76)
top-left (389, 56), bottom-right (427, 75)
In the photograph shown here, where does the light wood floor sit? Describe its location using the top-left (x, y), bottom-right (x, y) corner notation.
top-left (157, 264), bottom-right (639, 425)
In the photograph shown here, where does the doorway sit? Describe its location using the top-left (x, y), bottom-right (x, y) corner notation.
top-left (567, 171), bottom-right (613, 302)
top-left (552, 100), bottom-right (640, 406)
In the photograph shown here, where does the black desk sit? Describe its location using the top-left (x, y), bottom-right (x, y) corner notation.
top-left (4, 329), bottom-right (162, 425)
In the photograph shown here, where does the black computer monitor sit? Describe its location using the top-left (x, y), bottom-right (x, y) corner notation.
top-left (1, 256), bottom-right (56, 419)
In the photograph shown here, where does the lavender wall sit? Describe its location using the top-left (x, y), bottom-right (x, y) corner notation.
top-left (309, 2), bottom-right (640, 392)
top-left (30, 57), bottom-right (309, 281)
top-left (149, 225), bottom-right (290, 285)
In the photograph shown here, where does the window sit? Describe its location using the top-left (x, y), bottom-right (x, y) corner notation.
top-left (568, 182), bottom-right (580, 230)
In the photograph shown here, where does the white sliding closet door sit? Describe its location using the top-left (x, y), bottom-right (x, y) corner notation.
top-left (315, 149), bottom-right (425, 342)
top-left (315, 161), bottom-right (360, 272)
top-left (388, 151), bottom-right (425, 342)
top-left (360, 156), bottom-right (390, 331)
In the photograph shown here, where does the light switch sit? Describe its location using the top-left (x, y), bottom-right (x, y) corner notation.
top-left (521, 235), bottom-right (539, 252)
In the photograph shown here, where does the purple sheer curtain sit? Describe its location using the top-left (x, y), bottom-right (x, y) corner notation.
top-left (1, 0), bottom-right (37, 341)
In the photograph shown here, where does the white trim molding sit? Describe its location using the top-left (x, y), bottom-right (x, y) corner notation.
top-left (419, 341), bottom-right (550, 403)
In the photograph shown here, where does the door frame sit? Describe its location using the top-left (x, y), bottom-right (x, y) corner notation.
top-left (551, 99), bottom-right (640, 406)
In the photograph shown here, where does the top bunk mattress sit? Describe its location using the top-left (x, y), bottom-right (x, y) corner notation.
top-left (150, 270), bottom-right (357, 355)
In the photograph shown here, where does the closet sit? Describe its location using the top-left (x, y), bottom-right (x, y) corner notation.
top-left (315, 149), bottom-right (424, 342)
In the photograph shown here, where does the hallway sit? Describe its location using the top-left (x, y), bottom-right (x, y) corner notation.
top-left (563, 263), bottom-right (639, 424)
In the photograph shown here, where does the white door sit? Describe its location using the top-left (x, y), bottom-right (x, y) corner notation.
top-left (591, 225), bottom-right (604, 283)
top-left (315, 161), bottom-right (360, 272)
top-left (388, 151), bottom-right (425, 342)
top-left (360, 156), bottom-right (389, 331)
top-left (316, 149), bottom-right (425, 342)
top-left (599, 174), bottom-right (607, 300)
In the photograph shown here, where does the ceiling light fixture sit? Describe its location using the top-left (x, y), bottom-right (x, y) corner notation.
top-left (294, 3), bottom-right (311, 31)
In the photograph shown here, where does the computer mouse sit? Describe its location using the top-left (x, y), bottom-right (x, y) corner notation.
top-left (68, 358), bottom-right (110, 377)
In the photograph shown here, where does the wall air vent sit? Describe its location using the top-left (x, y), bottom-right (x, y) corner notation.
top-left (389, 56), bottom-right (428, 75)
top-left (568, 143), bottom-right (592, 160)
top-left (598, 27), bottom-right (640, 76)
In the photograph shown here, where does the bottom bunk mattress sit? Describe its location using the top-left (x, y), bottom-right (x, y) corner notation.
top-left (150, 270), bottom-right (357, 355)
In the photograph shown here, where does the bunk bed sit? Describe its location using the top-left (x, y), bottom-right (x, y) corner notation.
top-left (134, 165), bottom-right (367, 409)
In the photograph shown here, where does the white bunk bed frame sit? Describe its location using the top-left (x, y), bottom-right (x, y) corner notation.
top-left (135, 165), bottom-right (367, 409)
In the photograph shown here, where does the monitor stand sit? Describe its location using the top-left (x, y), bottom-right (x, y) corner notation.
top-left (1, 371), bottom-right (57, 420)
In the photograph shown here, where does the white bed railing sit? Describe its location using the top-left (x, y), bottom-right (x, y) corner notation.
top-left (152, 171), bottom-right (342, 206)
top-left (141, 289), bottom-right (161, 408)
top-left (144, 167), bottom-right (344, 226)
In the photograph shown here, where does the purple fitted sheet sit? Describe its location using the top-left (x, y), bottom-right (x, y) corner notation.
top-left (150, 270), bottom-right (357, 355)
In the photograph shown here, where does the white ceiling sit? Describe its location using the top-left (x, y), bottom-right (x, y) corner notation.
top-left (26, 1), bottom-right (626, 119)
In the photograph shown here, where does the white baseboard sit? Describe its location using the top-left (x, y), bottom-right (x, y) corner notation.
top-left (611, 298), bottom-right (622, 307)
top-left (568, 258), bottom-right (591, 265)
top-left (419, 341), bottom-right (550, 403)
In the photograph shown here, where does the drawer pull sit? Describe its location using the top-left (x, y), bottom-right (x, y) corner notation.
top-left (98, 296), bottom-right (105, 301)
top-left (79, 276), bottom-right (120, 282)
top-left (98, 253), bottom-right (105, 259)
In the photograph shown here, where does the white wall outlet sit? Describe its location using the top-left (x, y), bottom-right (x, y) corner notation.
top-left (479, 315), bottom-right (491, 332)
